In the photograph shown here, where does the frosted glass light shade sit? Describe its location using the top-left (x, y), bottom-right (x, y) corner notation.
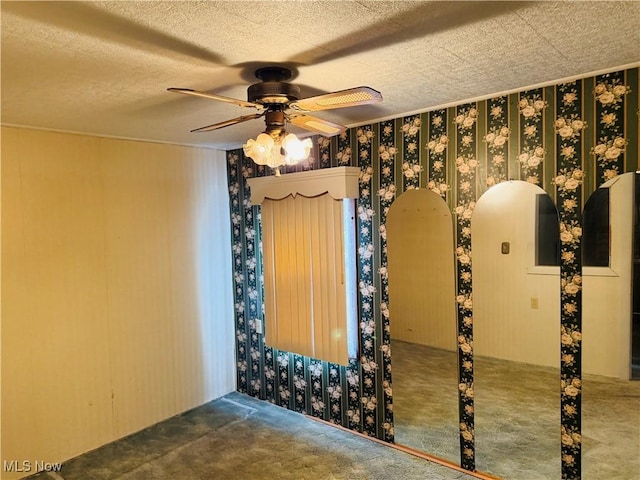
top-left (243, 131), bottom-right (312, 171)
top-left (243, 133), bottom-right (277, 167)
top-left (282, 134), bottom-right (312, 165)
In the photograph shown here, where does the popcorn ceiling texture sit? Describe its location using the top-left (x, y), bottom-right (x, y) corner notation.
top-left (1, 1), bottom-right (639, 150)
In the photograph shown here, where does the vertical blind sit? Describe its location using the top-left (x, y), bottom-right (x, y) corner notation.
top-left (261, 193), bottom-right (356, 365)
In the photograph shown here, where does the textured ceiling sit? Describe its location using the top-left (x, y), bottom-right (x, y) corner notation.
top-left (2, 1), bottom-right (639, 150)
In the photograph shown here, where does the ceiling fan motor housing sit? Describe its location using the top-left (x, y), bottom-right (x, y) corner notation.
top-left (248, 81), bottom-right (300, 105)
top-left (248, 66), bottom-right (300, 105)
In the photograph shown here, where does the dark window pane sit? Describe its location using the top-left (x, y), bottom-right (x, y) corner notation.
top-left (536, 194), bottom-right (560, 266)
top-left (583, 188), bottom-right (610, 267)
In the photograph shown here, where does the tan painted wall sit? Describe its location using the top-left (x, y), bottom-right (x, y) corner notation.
top-left (387, 189), bottom-right (457, 351)
top-left (472, 181), bottom-right (560, 368)
top-left (1, 127), bottom-right (235, 479)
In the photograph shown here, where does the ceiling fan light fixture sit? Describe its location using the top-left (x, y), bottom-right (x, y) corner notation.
top-left (243, 131), bottom-right (312, 175)
top-left (282, 133), bottom-right (313, 163)
top-left (243, 133), bottom-right (274, 163)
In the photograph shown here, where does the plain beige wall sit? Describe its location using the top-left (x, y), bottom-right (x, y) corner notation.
top-left (472, 181), bottom-right (560, 368)
top-left (387, 189), bottom-right (457, 351)
top-left (1, 127), bottom-right (235, 479)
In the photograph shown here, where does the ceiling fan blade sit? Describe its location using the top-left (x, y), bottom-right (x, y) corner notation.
top-left (288, 114), bottom-right (346, 136)
top-left (190, 113), bottom-right (264, 133)
top-left (290, 87), bottom-right (382, 112)
top-left (168, 88), bottom-right (263, 110)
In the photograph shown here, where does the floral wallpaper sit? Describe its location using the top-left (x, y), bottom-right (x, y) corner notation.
top-left (555, 79), bottom-right (586, 478)
top-left (453, 102), bottom-right (478, 470)
top-left (226, 67), bottom-right (638, 480)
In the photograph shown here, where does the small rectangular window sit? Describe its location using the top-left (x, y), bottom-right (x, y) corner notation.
top-left (583, 187), bottom-right (610, 267)
top-left (536, 194), bottom-right (560, 266)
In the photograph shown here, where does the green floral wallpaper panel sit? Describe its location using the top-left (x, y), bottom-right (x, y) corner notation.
top-left (555, 79), bottom-right (586, 479)
top-left (226, 67), bottom-right (639, 479)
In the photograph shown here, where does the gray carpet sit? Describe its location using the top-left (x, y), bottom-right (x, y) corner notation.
top-left (392, 340), bottom-right (640, 480)
top-left (26, 392), bottom-right (478, 480)
top-left (392, 340), bottom-right (459, 464)
top-left (25, 344), bottom-right (638, 480)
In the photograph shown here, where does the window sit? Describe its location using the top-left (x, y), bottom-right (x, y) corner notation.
top-left (247, 167), bottom-right (359, 365)
top-left (535, 194), bottom-right (560, 266)
top-left (582, 187), bottom-right (610, 267)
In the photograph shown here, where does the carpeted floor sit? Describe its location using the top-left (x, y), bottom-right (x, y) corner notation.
top-left (25, 392), bottom-right (479, 480)
top-left (392, 340), bottom-right (459, 464)
top-left (24, 342), bottom-right (639, 480)
top-left (392, 340), bottom-right (640, 480)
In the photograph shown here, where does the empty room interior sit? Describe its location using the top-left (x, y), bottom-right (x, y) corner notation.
top-left (2, 2), bottom-right (640, 480)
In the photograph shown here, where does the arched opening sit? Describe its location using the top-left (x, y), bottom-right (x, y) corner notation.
top-left (472, 180), bottom-right (561, 479)
top-left (581, 172), bottom-right (640, 480)
top-left (386, 188), bottom-right (458, 463)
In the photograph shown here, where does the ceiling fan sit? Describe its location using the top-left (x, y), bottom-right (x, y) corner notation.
top-left (168, 66), bottom-right (382, 137)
